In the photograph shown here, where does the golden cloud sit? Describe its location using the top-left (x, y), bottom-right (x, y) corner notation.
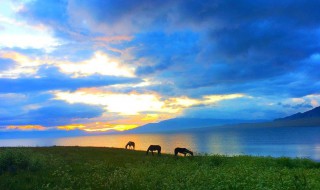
top-left (57, 122), bottom-right (138, 132)
top-left (6, 125), bottom-right (46, 131)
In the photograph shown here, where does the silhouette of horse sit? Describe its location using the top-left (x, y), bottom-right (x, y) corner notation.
top-left (146, 145), bottom-right (161, 155)
top-left (174, 147), bottom-right (193, 156)
top-left (125, 141), bottom-right (135, 149)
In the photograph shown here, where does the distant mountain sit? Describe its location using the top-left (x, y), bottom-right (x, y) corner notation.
top-left (275, 106), bottom-right (320, 121)
top-left (126, 118), bottom-right (262, 133)
top-left (185, 107), bottom-right (320, 132)
top-left (129, 107), bottom-right (320, 134)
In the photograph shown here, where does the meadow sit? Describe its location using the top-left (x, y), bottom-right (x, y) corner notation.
top-left (1, 146), bottom-right (320, 190)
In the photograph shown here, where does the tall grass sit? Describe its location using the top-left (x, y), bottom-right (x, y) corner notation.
top-left (0, 148), bottom-right (44, 174)
top-left (1, 147), bottom-right (320, 190)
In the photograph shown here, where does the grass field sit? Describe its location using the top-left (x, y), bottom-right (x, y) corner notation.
top-left (1, 146), bottom-right (320, 190)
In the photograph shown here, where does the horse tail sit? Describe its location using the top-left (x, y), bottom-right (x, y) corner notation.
top-left (158, 146), bottom-right (161, 155)
top-left (125, 144), bottom-right (128, 149)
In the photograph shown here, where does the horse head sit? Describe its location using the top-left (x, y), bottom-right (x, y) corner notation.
top-left (184, 148), bottom-right (193, 156)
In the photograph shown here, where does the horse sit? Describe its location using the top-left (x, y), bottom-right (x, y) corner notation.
top-left (125, 141), bottom-right (135, 149)
top-left (146, 145), bottom-right (161, 155)
top-left (174, 147), bottom-right (193, 156)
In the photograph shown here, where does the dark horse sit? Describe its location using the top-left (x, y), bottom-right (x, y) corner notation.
top-left (146, 145), bottom-right (161, 155)
top-left (174, 147), bottom-right (193, 156)
top-left (125, 141), bottom-right (135, 149)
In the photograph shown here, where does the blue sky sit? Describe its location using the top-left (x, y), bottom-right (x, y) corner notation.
top-left (0, 0), bottom-right (320, 132)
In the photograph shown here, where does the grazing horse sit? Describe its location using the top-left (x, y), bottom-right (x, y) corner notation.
top-left (125, 141), bottom-right (135, 149)
top-left (146, 145), bottom-right (161, 155)
top-left (174, 147), bottom-right (193, 156)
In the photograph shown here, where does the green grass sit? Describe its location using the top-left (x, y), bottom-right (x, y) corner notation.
top-left (1, 147), bottom-right (320, 190)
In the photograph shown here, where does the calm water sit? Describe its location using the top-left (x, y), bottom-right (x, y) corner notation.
top-left (1, 126), bottom-right (320, 161)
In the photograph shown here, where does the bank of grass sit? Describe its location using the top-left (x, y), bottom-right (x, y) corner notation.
top-left (1, 147), bottom-right (320, 190)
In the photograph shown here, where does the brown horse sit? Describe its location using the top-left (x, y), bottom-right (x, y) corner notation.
top-left (174, 147), bottom-right (193, 156)
top-left (146, 145), bottom-right (161, 155)
top-left (125, 141), bottom-right (135, 149)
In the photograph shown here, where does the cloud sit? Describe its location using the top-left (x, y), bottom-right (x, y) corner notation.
top-left (3, 0), bottom-right (320, 128)
top-left (0, 100), bottom-right (104, 127)
top-left (94, 35), bottom-right (133, 43)
top-left (57, 122), bottom-right (138, 132)
top-left (0, 75), bottom-right (140, 93)
top-left (0, 58), bottom-right (16, 70)
top-left (0, 53), bottom-right (141, 93)
top-left (0, 8), bottom-right (61, 52)
top-left (277, 102), bottom-right (313, 109)
top-left (6, 125), bottom-right (46, 131)
top-left (57, 51), bottom-right (136, 77)
top-left (277, 94), bottom-right (320, 111)
top-left (54, 88), bottom-right (245, 115)
top-left (18, 0), bottom-right (69, 34)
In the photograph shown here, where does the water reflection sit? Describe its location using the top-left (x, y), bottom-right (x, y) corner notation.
top-left (1, 126), bottom-right (320, 161)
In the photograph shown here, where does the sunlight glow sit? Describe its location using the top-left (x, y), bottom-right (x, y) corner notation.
top-left (58, 52), bottom-right (135, 77)
top-left (57, 124), bottom-right (86, 131)
top-left (54, 89), bottom-right (246, 117)
top-left (57, 123), bottom-right (138, 132)
top-left (55, 91), bottom-right (164, 115)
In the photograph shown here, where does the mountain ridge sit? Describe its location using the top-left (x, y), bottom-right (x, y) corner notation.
top-left (128, 106), bottom-right (320, 133)
top-left (126, 118), bottom-right (264, 133)
top-left (275, 106), bottom-right (320, 121)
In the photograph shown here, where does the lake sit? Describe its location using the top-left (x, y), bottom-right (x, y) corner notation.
top-left (1, 126), bottom-right (320, 161)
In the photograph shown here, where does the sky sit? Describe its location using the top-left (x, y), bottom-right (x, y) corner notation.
top-left (0, 0), bottom-right (320, 133)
